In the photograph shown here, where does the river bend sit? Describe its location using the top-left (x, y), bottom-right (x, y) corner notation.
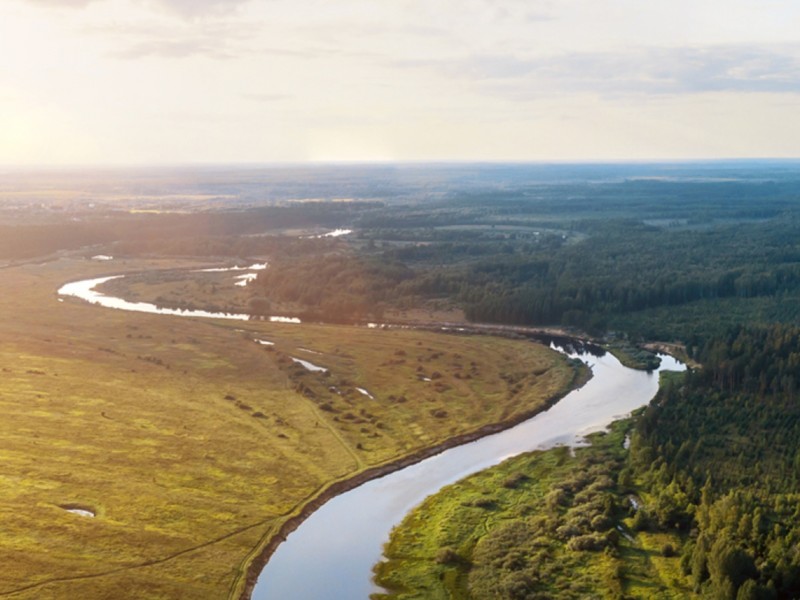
top-left (57, 273), bottom-right (685, 600)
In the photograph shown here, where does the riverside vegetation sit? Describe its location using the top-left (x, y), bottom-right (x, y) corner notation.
top-left (375, 327), bottom-right (800, 599)
top-left (373, 420), bottom-right (645, 599)
top-left (2, 162), bottom-right (800, 598)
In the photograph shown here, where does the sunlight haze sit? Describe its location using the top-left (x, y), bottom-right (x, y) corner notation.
top-left (2, 0), bottom-right (799, 164)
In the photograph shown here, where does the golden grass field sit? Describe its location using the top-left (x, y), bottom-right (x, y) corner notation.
top-left (0, 256), bottom-right (578, 599)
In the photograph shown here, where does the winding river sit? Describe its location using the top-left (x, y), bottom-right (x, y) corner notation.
top-left (58, 273), bottom-right (685, 600)
top-left (58, 276), bottom-right (300, 323)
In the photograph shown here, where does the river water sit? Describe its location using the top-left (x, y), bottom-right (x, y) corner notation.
top-left (57, 276), bottom-right (301, 323)
top-left (252, 347), bottom-right (685, 600)
top-left (57, 273), bottom-right (685, 600)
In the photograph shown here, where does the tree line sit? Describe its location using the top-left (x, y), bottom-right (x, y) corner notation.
top-left (630, 324), bottom-right (800, 599)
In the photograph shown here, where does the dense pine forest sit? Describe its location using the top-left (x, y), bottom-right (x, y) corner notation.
top-left (630, 325), bottom-right (800, 599)
top-left (252, 217), bottom-right (800, 339)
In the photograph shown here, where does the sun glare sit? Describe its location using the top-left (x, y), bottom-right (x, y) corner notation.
top-left (307, 134), bottom-right (396, 163)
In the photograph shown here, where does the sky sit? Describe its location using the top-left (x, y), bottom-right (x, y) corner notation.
top-left (1, 0), bottom-right (799, 165)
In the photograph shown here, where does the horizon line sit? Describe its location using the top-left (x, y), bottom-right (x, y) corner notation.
top-left (3, 157), bottom-right (800, 171)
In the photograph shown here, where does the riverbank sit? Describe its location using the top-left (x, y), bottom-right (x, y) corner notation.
top-left (237, 358), bottom-right (591, 599)
top-left (604, 342), bottom-right (662, 371)
top-left (373, 420), bottom-right (638, 598)
top-left (372, 370), bottom-right (692, 598)
top-left (9, 259), bottom-right (572, 599)
top-left (53, 264), bottom-right (680, 600)
top-left (249, 349), bottom-right (684, 599)
top-left (642, 341), bottom-right (701, 369)
top-left (0, 258), bottom-right (587, 599)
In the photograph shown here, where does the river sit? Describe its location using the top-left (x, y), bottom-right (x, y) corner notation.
top-left (57, 276), bottom-right (301, 323)
top-left (57, 273), bottom-right (685, 600)
top-left (252, 346), bottom-right (684, 599)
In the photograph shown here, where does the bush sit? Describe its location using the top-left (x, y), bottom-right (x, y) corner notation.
top-left (435, 547), bottom-right (463, 565)
top-left (591, 514), bottom-right (612, 531)
top-left (556, 524), bottom-right (582, 540)
top-left (545, 489), bottom-right (568, 511)
top-left (567, 533), bottom-right (608, 552)
top-left (469, 497), bottom-right (497, 510)
top-left (631, 508), bottom-right (650, 532)
top-left (503, 473), bottom-right (528, 489)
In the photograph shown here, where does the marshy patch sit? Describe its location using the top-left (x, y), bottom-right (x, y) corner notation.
top-left (58, 503), bottom-right (96, 518)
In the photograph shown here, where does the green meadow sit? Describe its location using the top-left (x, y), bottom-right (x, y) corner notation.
top-left (0, 257), bottom-right (578, 599)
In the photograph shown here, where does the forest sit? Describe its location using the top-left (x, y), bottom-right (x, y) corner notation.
top-left (4, 162), bottom-right (800, 598)
top-left (249, 217), bottom-right (800, 339)
top-left (629, 324), bottom-right (800, 598)
top-left (375, 325), bottom-right (800, 599)
top-left (7, 162), bottom-right (800, 346)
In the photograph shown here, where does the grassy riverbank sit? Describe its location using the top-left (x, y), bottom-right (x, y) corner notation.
top-left (0, 257), bottom-right (581, 599)
top-left (373, 411), bottom-right (688, 600)
top-left (375, 336), bottom-right (800, 600)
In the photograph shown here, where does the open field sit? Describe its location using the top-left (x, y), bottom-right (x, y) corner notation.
top-left (0, 256), bottom-right (578, 599)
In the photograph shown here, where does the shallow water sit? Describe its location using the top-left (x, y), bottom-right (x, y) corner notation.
top-left (356, 387), bottom-right (374, 400)
top-left (196, 263), bottom-right (268, 272)
top-left (305, 229), bottom-right (353, 239)
top-left (234, 273), bottom-right (259, 287)
top-left (290, 357), bottom-right (328, 373)
top-left (297, 347), bottom-right (322, 355)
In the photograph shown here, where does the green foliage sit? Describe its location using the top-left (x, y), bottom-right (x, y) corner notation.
top-left (377, 325), bottom-right (800, 600)
top-left (631, 325), bottom-right (800, 599)
top-left (252, 254), bottom-right (413, 321)
top-left (460, 220), bottom-right (800, 334)
top-left (247, 214), bottom-right (800, 341)
top-left (375, 427), bottom-right (632, 599)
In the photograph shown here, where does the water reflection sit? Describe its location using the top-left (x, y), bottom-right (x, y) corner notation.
top-left (252, 347), bottom-right (685, 600)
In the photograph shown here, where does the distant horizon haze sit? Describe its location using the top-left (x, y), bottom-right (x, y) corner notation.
top-left (3, 157), bottom-right (800, 172)
top-left (2, 0), bottom-right (800, 165)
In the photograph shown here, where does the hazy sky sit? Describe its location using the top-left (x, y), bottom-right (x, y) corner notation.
top-left (2, 0), bottom-right (799, 164)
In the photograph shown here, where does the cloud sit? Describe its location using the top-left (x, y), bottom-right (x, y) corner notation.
top-left (22, 0), bottom-right (98, 7)
top-left (84, 19), bottom-right (262, 60)
top-left (22, 0), bottom-right (251, 17)
top-left (242, 92), bottom-right (293, 102)
top-left (392, 44), bottom-right (800, 98)
top-left (548, 46), bottom-right (800, 95)
top-left (144, 0), bottom-right (252, 18)
top-left (112, 38), bottom-right (234, 59)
